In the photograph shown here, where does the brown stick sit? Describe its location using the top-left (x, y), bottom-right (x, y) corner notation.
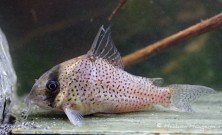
top-left (122, 13), bottom-right (222, 66)
top-left (108, 0), bottom-right (126, 21)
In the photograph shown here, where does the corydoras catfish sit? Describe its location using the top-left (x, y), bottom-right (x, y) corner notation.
top-left (25, 26), bottom-right (215, 126)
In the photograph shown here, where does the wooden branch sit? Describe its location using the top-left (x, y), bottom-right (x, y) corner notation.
top-left (122, 13), bottom-right (222, 66)
top-left (108, 0), bottom-right (126, 21)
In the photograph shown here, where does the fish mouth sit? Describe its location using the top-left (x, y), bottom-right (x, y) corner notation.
top-left (23, 79), bottom-right (47, 119)
top-left (24, 82), bottom-right (46, 108)
top-left (23, 93), bottom-right (49, 119)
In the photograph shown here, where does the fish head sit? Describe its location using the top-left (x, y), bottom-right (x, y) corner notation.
top-left (25, 65), bottom-right (62, 110)
top-left (25, 56), bottom-right (84, 111)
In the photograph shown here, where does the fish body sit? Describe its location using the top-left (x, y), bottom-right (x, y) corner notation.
top-left (52, 55), bottom-right (170, 114)
top-left (25, 26), bottom-right (215, 125)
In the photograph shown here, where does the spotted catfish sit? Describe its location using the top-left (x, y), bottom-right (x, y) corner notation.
top-left (25, 26), bottom-right (215, 126)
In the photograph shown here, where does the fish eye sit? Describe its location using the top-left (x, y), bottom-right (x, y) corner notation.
top-left (46, 80), bottom-right (58, 91)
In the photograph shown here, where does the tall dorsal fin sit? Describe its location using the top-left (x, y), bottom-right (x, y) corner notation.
top-left (87, 25), bottom-right (124, 69)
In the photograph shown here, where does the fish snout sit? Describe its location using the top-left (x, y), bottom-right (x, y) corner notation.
top-left (25, 82), bottom-right (48, 107)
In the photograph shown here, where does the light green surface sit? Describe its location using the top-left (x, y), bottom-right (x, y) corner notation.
top-left (12, 92), bottom-right (222, 134)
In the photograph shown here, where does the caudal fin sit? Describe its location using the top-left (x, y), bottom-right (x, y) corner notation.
top-left (168, 84), bottom-right (215, 112)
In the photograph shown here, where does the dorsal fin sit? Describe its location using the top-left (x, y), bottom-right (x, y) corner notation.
top-left (87, 25), bottom-right (124, 69)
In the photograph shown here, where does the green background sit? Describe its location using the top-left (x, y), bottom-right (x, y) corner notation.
top-left (0, 0), bottom-right (221, 96)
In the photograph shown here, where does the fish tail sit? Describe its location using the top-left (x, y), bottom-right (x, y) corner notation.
top-left (168, 84), bottom-right (215, 112)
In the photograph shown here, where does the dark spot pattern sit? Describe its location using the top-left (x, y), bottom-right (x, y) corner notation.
top-left (55, 56), bottom-right (171, 115)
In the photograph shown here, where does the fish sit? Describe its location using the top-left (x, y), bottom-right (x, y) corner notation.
top-left (25, 26), bottom-right (215, 126)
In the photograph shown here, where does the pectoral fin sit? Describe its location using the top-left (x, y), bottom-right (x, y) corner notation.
top-left (64, 108), bottom-right (83, 126)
